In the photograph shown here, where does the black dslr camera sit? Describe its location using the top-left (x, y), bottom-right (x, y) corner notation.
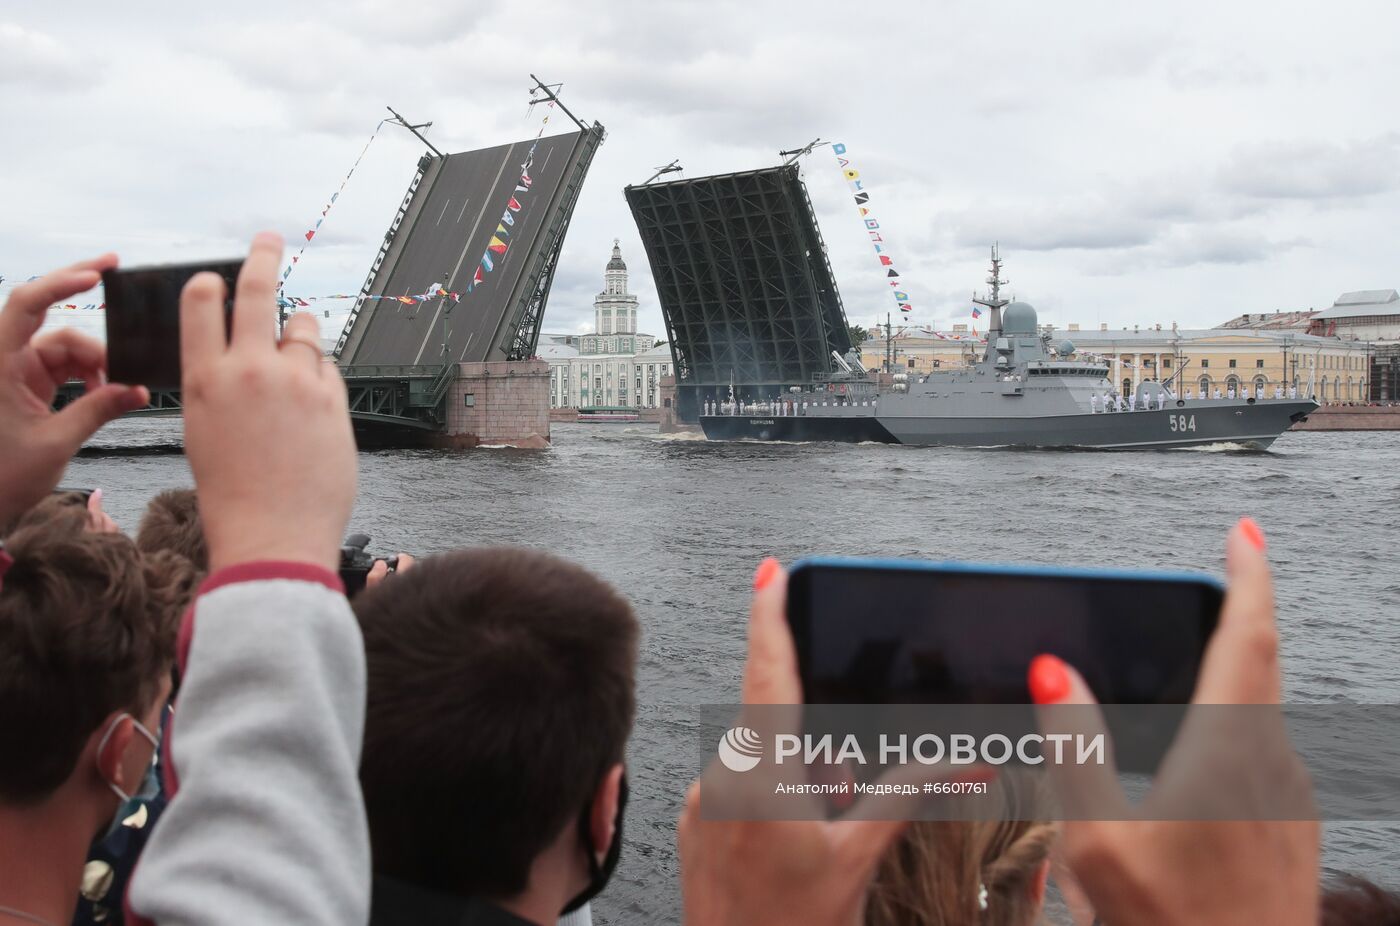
top-left (340, 533), bottom-right (399, 597)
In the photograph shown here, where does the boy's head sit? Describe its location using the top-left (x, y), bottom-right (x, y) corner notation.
top-left (136, 488), bottom-right (208, 571)
top-left (355, 547), bottom-right (638, 915)
top-left (0, 495), bottom-right (188, 821)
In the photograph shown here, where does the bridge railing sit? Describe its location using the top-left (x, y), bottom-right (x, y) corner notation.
top-left (338, 364), bottom-right (444, 379)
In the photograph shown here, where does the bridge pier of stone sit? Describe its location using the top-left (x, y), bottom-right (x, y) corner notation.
top-left (434, 360), bottom-right (552, 449)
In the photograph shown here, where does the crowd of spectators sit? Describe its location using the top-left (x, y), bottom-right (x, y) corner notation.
top-left (1, 237), bottom-right (1396, 925)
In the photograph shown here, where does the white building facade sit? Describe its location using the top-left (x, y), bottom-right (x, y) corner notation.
top-left (1311, 289), bottom-right (1400, 342)
top-left (540, 241), bottom-right (673, 409)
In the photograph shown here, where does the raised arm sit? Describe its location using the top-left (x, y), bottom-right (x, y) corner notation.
top-left (126, 233), bottom-right (368, 925)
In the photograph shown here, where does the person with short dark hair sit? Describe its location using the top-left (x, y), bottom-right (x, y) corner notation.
top-left (355, 547), bottom-right (639, 926)
top-left (0, 497), bottom-right (189, 926)
top-left (135, 488), bottom-right (208, 571)
top-left (1321, 874), bottom-right (1400, 925)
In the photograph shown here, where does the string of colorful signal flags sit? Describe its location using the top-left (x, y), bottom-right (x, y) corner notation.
top-left (279, 121), bottom-right (386, 290)
top-left (276, 287), bottom-right (459, 310)
top-left (832, 142), bottom-right (912, 314)
top-left (461, 101), bottom-right (554, 296)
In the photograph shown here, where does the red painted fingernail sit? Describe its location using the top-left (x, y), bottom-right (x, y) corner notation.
top-left (1238, 517), bottom-right (1266, 552)
top-left (1029, 654), bottom-right (1071, 705)
top-left (753, 557), bottom-right (780, 591)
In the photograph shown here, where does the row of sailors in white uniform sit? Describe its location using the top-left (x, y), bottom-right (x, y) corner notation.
top-left (705, 399), bottom-right (869, 416)
top-left (1091, 384), bottom-right (1301, 413)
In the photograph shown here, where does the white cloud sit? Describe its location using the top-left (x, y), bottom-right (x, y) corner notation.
top-left (3, 0), bottom-right (1400, 341)
top-left (0, 22), bottom-right (100, 90)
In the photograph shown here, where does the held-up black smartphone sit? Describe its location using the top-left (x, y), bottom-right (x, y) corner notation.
top-left (103, 260), bottom-right (243, 390)
top-left (786, 558), bottom-right (1224, 705)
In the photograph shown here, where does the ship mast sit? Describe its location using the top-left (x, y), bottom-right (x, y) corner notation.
top-left (972, 244), bottom-right (1010, 339)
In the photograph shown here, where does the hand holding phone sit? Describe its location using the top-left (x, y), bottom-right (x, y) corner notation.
top-left (1031, 521), bottom-right (1320, 926)
top-left (180, 233), bottom-right (355, 575)
top-left (0, 255), bottom-right (148, 524)
top-left (679, 559), bottom-right (915, 926)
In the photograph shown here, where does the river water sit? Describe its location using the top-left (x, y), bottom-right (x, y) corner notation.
top-left (65, 421), bottom-right (1400, 923)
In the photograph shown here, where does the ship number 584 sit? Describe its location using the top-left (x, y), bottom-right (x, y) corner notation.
top-left (1168, 414), bottom-right (1196, 432)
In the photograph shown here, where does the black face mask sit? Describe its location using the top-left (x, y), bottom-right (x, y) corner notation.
top-left (561, 772), bottom-right (628, 915)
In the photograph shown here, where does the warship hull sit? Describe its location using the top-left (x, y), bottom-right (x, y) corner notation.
top-left (700, 401), bottom-right (1317, 450)
top-left (699, 413), bottom-right (896, 443)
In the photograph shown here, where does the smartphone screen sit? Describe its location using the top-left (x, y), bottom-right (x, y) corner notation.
top-left (103, 260), bottom-right (243, 390)
top-left (787, 560), bottom-right (1223, 705)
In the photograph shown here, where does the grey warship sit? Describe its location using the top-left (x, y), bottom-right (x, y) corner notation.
top-left (700, 253), bottom-right (1318, 450)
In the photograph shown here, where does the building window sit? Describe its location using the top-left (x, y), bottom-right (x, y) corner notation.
top-left (1198, 375), bottom-right (1212, 395)
top-left (1256, 359), bottom-right (1264, 368)
top-left (907, 358), bottom-right (916, 369)
top-left (1226, 375), bottom-right (1240, 394)
top-left (1162, 358), bottom-right (1172, 368)
top-left (1254, 376), bottom-right (1267, 393)
top-left (1228, 359), bottom-right (1237, 368)
top-left (1201, 359), bottom-right (1209, 368)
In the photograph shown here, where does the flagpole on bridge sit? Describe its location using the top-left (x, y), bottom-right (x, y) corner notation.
top-left (385, 106), bottom-right (443, 158)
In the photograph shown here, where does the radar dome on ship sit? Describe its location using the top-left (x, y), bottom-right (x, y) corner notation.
top-left (1001, 301), bottom-right (1038, 335)
top-left (1057, 340), bottom-right (1076, 357)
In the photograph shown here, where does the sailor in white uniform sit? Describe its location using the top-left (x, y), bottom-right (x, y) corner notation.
top-left (1090, 393), bottom-right (1100, 414)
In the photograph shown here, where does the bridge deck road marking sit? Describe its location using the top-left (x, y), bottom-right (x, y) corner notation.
top-left (413, 141), bottom-right (520, 365)
top-left (436, 199), bottom-right (452, 225)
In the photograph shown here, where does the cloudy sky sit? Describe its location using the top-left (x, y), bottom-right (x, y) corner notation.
top-left (4, 0), bottom-right (1398, 343)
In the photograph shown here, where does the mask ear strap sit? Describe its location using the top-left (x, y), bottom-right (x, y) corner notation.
top-left (95, 713), bottom-right (136, 802)
top-left (561, 771), bottom-right (629, 915)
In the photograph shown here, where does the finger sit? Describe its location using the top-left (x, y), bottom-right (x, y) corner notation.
top-left (679, 780), bottom-right (701, 840)
top-left (37, 383), bottom-right (148, 456)
top-left (85, 487), bottom-right (108, 534)
top-left (0, 259), bottom-right (114, 353)
top-left (741, 559), bottom-right (802, 704)
top-left (31, 328), bottom-right (108, 391)
top-left (394, 552), bottom-right (415, 573)
top-left (84, 488), bottom-right (114, 534)
top-left (365, 559), bottom-right (389, 589)
top-left (231, 232), bottom-right (283, 351)
top-left (1030, 654), bottom-right (1130, 820)
top-left (676, 781), bottom-right (708, 900)
top-left (280, 312), bottom-right (324, 372)
top-left (180, 271), bottom-right (229, 374)
top-left (1195, 518), bottom-right (1279, 705)
top-left (89, 504), bottom-right (120, 535)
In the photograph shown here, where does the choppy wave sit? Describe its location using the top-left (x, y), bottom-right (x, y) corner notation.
top-left (69, 421), bottom-right (1400, 925)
